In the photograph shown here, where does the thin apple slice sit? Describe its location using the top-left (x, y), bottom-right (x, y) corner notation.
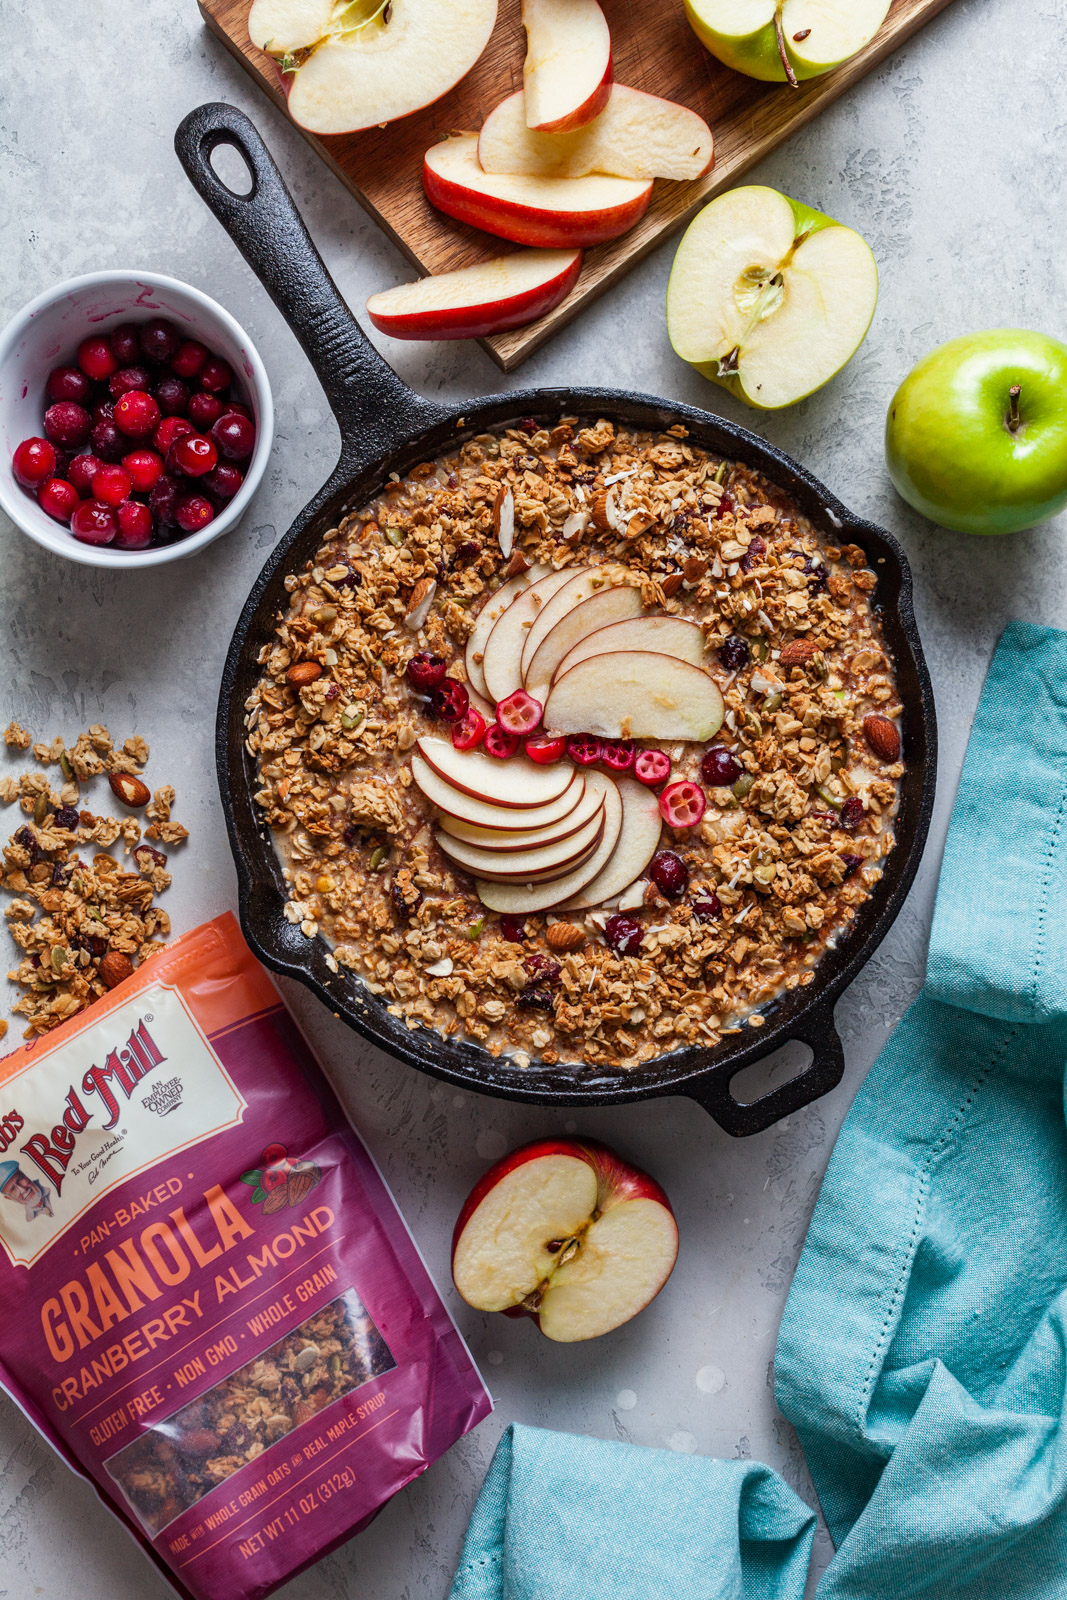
top-left (438, 806), bottom-right (604, 879)
top-left (423, 135), bottom-right (653, 250)
top-left (545, 651), bottom-right (725, 741)
top-left (251, 0), bottom-right (499, 136)
top-left (440, 780), bottom-right (603, 849)
top-left (555, 615), bottom-right (705, 679)
top-left (538, 1195), bottom-right (679, 1342)
top-left (465, 564), bottom-right (550, 701)
top-left (476, 775), bottom-right (622, 911)
top-left (521, 564), bottom-right (604, 679)
top-left (481, 567), bottom-right (577, 705)
top-left (411, 755), bottom-right (583, 831)
top-left (457, 829), bottom-right (603, 885)
top-left (521, 0), bottom-right (612, 133)
top-left (525, 583), bottom-right (642, 702)
top-left (366, 249), bottom-right (582, 342)
top-left (417, 735), bottom-right (574, 807)
top-left (479, 86), bottom-right (713, 182)
top-left (564, 778), bottom-right (661, 909)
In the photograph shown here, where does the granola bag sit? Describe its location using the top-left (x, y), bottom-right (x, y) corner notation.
top-left (0, 913), bottom-right (490, 1600)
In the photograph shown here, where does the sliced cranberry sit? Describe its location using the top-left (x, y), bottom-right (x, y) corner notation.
top-left (499, 915), bottom-right (526, 943)
top-left (171, 339), bottom-right (208, 379)
top-left (741, 535), bottom-right (766, 572)
top-left (187, 391), bottom-right (226, 430)
top-left (12, 437), bottom-right (56, 489)
top-left (77, 335), bottom-right (118, 382)
top-left (634, 748), bottom-right (671, 788)
top-left (717, 635), bottom-right (749, 672)
top-left (90, 420), bottom-right (125, 462)
top-left (842, 854), bottom-right (863, 880)
top-left (496, 689), bottom-right (543, 736)
top-left (600, 739), bottom-right (635, 774)
top-left (139, 317), bottom-right (180, 365)
top-left (649, 850), bottom-right (688, 899)
top-left (566, 734), bottom-right (602, 767)
top-left (154, 415), bottom-right (195, 455)
top-left (149, 474), bottom-right (180, 526)
top-left (44, 402), bottom-right (91, 448)
top-left (109, 365), bottom-right (152, 399)
top-left (70, 499), bottom-right (118, 546)
top-left (524, 952), bottom-right (561, 986)
top-left (199, 356), bottom-right (232, 393)
top-left (37, 478), bottom-right (80, 522)
top-left (405, 652), bottom-right (447, 692)
top-left (517, 986), bottom-right (554, 1011)
top-left (91, 463), bottom-right (133, 507)
top-left (46, 365), bottom-right (91, 404)
top-left (604, 914), bottom-right (643, 955)
top-left (170, 432), bottom-right (217, 476)
top-left (451, 708), bottom-right (486, 750)
top-left (67, 454), bottom-right (103, 495)
top-left (114, 390), bottom-right (161, 440)
top-left (429, 678), bottom-right (469, 724)
top-left (108, 323), bottom-right (140, 365)
top-left (692, 895), bottom-right (723, 923)
top-left (483, 722), bottom-right (519, 759)
top-left (212, 412), bottom-right (255, 461)
top-left (174, 493), bottom-right (215, 533)
top-left (660, 780), bottom-right (706, 829)
top-left (524, 733), bottom-right (566, 765)
top-left (700, 746), bottom-right (743, 787)
top-left (115, 500), bottom-right (154, 549)
top-left (839, 797), bottom-right (865, 833)
top-left (153, 374), bottom-right (189, 416)
top-left (122, 448), bottom-right (164, 493)
top-left (204, 462), bottom-right (244, 501)
top-left (714, 491), bottom-right (735, 519)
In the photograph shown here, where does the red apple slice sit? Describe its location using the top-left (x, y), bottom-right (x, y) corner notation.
top-left (564, 777), bottom-right (662, 908)
top-left (554, 614), bottom-right (705, 679)
top-left (476, 774), bottom-right (622, 911)
top-left (438, 805), bottom-right (604, 879)
top-left (366, 249), bottom-right (582, 341)
top-left (452, 1137), bottom-right (678, 1342)
top-left (544, 651), bottom-right (725, 741)
top-left (481, 567), bottom-right (577, 705)
top-left (521, 0), bottom-right (612, 133)
top-left (411, 755), bottom-right (583, 831)
top-left (250, 0), bottom-right (499, 136)
top-left (440, 778), bottom-right (604, 849)
top-left (416, 735), bottom-right (575, 807)
top-left (466, 564), bottom-right (550, 701)
top-left (525, 583), bottom-right (642, 702)
top-left (480, 86), bottom-right (714, 182)
top-left (424, 135), bottom-right (653, 249)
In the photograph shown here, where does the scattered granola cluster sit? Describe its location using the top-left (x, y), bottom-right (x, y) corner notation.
top-left (246, 418), bottom-right (903, 1071)
top-left (0, 720), bottom-right (188, 1038)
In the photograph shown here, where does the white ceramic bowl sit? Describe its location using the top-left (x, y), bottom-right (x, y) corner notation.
top-left (0, 270), bottom-right (274, 568)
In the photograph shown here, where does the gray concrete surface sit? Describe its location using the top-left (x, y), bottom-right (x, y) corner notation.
top-left (0, 0), bottom-right (1062, 1594)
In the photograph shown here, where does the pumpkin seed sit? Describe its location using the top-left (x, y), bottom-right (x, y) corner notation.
top-left (369, 846), bottom-right (388, 870)
top-left (754, 862), bottom-right (777, 885)
top-left (341, 705), bottom-right (365, 732)
top-left (59, 750), bottom-right (74, 781)
top-left (384, 526), bottom-right (403, 547)
top-left (733, 773), bottom-right (755, 800)
top-left (752, 637), bottom-right (769, 662)
top-left (51, 947), bottom-right (68, 973)
top-left (465, 916), bottom-right (485, 940)
top-left (33, 794), bottom-right (49, 826)
top-left (744, 711), bottom-right (762, 738)
top-left (762, 691), bottom-right (783, 714)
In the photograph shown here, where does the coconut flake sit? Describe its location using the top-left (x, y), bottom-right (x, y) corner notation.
top-left (826, 508), bottom-right (843, 529)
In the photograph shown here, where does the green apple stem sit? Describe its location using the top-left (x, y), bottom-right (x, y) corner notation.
top-left (1007, 384), bottom-right (1022, 432)
top-left (774, 6), bottom-right (800, 88)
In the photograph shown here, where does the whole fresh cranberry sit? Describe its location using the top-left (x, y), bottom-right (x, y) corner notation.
top-left (139, 317), bottom-right (180, 365)
top-left (170, 339), bottom-right (208, 379)
top-left (524, 952), bottom-right (561, 987)
top-left (220, 400), bottom-right (251, 420)
top-left (187, 391), bottom-right (226, 430)
top-left (122, 448), bottom-right (164, 493)
top-left (114, 389), bottom-right (161, 440)
top-left (115, 500), bottom-right (155, 549)
top-left (604, 914), bottom-right (643, 956)
top-left (717, 634), bottom-right (749, 672)
top-left (37, 478), bottom-right (80, 522)
top-left (154, 415), bottom-right (195, 455)
top-left (46, 365), bottom-right (92, 404)
top-left (198, 356), bottom-right (232, 393)
top-left (108, 323), bottom-right (141, 365)
top-left (405, 652), bottom-right (447, 692)
top-left (149, 474), bottom-right (180, 526)
top-left (499, 915), bottom-right (526, 943)
top-left (44, 402), bottom-right (91, 448)
top-left (517, 986), bottom-right (554, 1012)
top-left (840, 797), bottom-right (865, 833)
top-left (91, 463), bottom-right (133, 507)
top-left (68, 454), bottom-right (103, 495)
top-left (174, 493), bottom-right (216, 533)
top-left (12, 437), bottom-right (57, 488)
top-left (429, 678), bottom-right (469, 724)
top-left (211, 412), bottom-right (256, 461)
top-left (692, 895), bottom-right (723, 923)
top-left (77, 335), bottom-right (118, 382)
top-left (204, 462), bottom-right (244, 500)
top-left (109, 364), bottom-right (152, 399)
top-left (70, 499), bottom-right (118, 546)
top-left (170, 432), bottom-right (217, 476)
top-left (700, 746), bottom-right (743, 787)
top-left (649, 850), bottom-right (689, 899)
top-left (524, 733), bottom-right (567, 764)
top-left (153, 374), bottom-right (189, 416)
top-left (90, 420), bottom-right (125, 462)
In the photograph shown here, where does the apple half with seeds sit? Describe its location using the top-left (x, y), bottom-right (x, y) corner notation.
top-left (249, 0), bottom-right (498, 135)
top-left (452, 1137), bottom-right (678, 1342)
top-left (667, 185), bottom-right (878, 409)
top-left (366, 250), bottom-right (582, 342)
top-left (684, 0), bottom-right (891, 85)
top-left (479, 85), bottom-right (714, 183)
top-left (521, 0), bottom-right (613, 132)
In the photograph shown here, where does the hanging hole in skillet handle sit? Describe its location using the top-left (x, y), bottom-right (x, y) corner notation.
top-left (173, 102), bottom-right (442, 461)
top-left (685, 997), bottom-right (845, 1136)
top-left (208, 138), bottom-right (255, 198)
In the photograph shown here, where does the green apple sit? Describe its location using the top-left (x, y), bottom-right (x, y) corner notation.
top-left (684, 0), bottom-right (891, 84)
top-left (885, 330), bottom-right (1067, 536)
top-left (666, 185), bottom-right (878, 410)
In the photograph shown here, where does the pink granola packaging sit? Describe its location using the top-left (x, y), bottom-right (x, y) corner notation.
top-left (0, 913), bottom-right (491, 1600)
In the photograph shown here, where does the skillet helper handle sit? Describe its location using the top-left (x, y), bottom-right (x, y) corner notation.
top-left (174, 102), bottom-right (438, 458)
top-left (686, 996), bottom-right (845, 1136)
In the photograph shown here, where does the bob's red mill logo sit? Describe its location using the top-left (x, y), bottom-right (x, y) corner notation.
top-left (1, 1019), bottom-right (164, 1193)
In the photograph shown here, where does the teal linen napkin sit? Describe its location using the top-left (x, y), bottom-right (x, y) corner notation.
top-left (775, 620), bottom-right (1067, 1597)
top-left (448, 1423), bottom-right (816, 1600)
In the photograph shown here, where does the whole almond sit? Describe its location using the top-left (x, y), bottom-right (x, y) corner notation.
top-left (682, 555), bottom-right (708, 581)
top-left (99, 950), bottom-right (133, 989)
top-left (286, 661), bottom-right (322, 687)
top-left (863, 714), bottom-right (901, 763)
top-left (108, 771), bottom-right (150, 808)
top-left (545, 922), bottom-right (586, 952)
top-left (660, 572), bottom-right (684, 597)
top-left (779, 638), bottom-right (822, 668)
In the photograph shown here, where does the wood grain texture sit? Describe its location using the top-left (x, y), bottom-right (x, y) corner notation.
top-left (198, 0), bottom-right (957, 371)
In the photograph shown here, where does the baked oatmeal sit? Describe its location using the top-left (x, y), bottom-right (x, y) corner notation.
top-left (245, 418), bottom-right (904, 1071)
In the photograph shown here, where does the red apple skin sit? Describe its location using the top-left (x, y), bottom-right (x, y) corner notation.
top-left (366, 252), bottom-right (583, 341)
top-left (423, 159), bottom-right (653, 249)
top-left (532, 49), bottom-right (613, 133)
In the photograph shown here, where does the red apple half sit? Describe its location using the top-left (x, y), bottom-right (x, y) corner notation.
top-left (521, 0), bottom-right (613, 133)
top-left (452, 1138), bottom-right (678, 1342)
top-left (424, 135), bottom-right (653, 249)
top-left (366, 249), bottom-right (583, 341)
top-left (480, 85), bottom-right (714, 183)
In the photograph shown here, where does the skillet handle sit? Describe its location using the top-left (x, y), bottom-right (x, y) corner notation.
top-left (174, 102), bottom-right (441, 460)
top-left (685, 996), bottom-right (845, 1136)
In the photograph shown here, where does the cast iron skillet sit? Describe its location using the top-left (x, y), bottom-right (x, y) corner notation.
top-left (175, 103), bottom-right (936, 1137)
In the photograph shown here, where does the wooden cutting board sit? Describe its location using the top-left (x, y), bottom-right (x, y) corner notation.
top-left (199, 0), bottom-right (956, 371)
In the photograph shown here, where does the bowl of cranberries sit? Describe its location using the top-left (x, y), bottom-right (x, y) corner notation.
top-left (0, 271), bottom-right (273, 566)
